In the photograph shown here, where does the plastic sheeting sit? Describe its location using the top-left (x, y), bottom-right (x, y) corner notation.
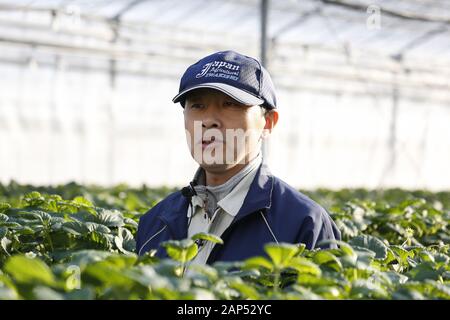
top-left (0, 0), bottom-right (449, 190)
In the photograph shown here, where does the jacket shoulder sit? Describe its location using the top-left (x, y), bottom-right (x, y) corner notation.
top-left (270, 175), bottom-right (340, 248)
top-left (136, 190), bottom-right (184, 253)
top-left (139, 190), bottom-right (183, 222)
top-left (271, 176), bottom-right (327, 216)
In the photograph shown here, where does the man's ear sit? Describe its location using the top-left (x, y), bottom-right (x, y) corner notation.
top-left (263, 109), bottom-right (279, 133)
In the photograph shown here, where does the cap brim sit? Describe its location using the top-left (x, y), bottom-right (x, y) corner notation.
top-left (172, 83), bottom-right (264, 106)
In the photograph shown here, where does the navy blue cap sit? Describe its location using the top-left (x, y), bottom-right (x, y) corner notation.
top-left (172, 50), bottom-right (277, 109)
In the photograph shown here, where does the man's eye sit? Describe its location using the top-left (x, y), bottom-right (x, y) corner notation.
top-left (224, 101), bottom-right (241, 107)
top-left (189, 104), bottom-right (204, 109)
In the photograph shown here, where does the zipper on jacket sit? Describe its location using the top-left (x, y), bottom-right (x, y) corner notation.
top-left (206, 210), bottom-right (259, 264)
top-left (206, 208), bottom-right (276, 264)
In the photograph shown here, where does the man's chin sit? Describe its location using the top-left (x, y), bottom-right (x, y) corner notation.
top-left (199, 159), bottom-right (252, 172)
top-left (197, 162), bottom-right (233, 172)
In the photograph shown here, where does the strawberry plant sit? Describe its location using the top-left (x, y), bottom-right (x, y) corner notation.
top-left (0, 183), bottom-right (448, 300)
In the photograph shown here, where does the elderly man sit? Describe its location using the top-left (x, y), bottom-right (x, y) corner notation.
top-left (136, 50), bottom-right (340, 264)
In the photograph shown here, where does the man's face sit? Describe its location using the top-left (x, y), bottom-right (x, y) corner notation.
top-left (183, 88), bottom-right (272, 172)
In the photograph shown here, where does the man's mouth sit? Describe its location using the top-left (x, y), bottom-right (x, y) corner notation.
top-left (201, 136), bottom-right (223, 148)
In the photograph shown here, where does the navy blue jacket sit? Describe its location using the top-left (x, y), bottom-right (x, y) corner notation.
top-left (136, 164), bottom-right (341, 264)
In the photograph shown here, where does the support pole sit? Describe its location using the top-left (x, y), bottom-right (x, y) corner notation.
top-left (260, 0), bottom-right (270, 164)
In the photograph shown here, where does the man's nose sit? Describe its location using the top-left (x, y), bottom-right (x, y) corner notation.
top-left (201, 106), bottom-right (221, 128)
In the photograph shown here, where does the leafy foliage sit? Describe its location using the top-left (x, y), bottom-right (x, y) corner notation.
top-left (0, 183), bottom-right (449, 300)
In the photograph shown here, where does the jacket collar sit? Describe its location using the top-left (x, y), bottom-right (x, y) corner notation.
top-left (157, 162), bottom-right (274, 240)
top-left (232, 162), bottom-right (273, 224)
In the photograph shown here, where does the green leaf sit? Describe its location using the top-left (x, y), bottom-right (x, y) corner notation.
top-left (350, 279), bottom-right (388, 299)
top-left (297, 243), bottom-right (307, 256)
top-left (290, 285), bottom-right (323, 300)
top-left (48, 194), bottom-right (63, 202)
top-left (0, 203), bottom-right (11, 214)
top-left (0, 226), bottom-right (8, 238)
top-left (1, 237), bottom-right (12, 254)
top-left (83, 260), bottom-right (135, 287)
top-left (93, 209), bottom-right (124, 228)
top-left (68, 250), bottom-right (113, 267)
top-left (244, 256), bottom-right (274, 271)
top-left (162, 239), bottom-right (198, 263)
top-left (376, 271), bottom-right (408, 285)
top-left (32, 286), bottom-right (64, 300)
top-left (434, 253), bottom-right (449, 265)
top-left (4, 255), bottom-right (56, 286)
top-left (227, 278), bottom-right (260, 299)
top-left (114, 228), bottom-right (136, 254)
top-left (418, 251), bottom-right (435, 263)
top-left (408, 262), bottom-right (441, 281)
top-left (124, 265), bottom-right (173, 290)
top-left (0, 274), bottom-right (19, 299)
top-left (123, 193), bottom-right (146, 211)
top-left (352, 247), bottom-right (377, 269)
top-left (85, 222), bottom-right (111, 234)
top-left (392, 287), bottom-right (426, 300)
top-left (317, 239), bottom-right (358, 263)
top-left (297, 274), bottom-right (342, 287)
top-left (22, 191), bottom-right (46, 207)
top-left (426, 281), bottom-right (450, 299)
top-left (72, 196), bottom-right (94, 208)
top-left (349, 235), bottom-right (388, 260)
top-left (191, 232), bottom-right (224, 245)
top-left (289, 257), bottom-right (322, 276)
top-left (390, 245), bottom-right (413, 264)
top-left (336, 218), bottom-right (360, 239)
top-left (0, 212), bottom-right (9, 222)
top-left (121, 228), bottom-right (136, 251)
top-left (337, 241), bottom-right (357, 257)
top-left (312, 251), bottom-right (343, 272)
top-left (14, 225), bottom-right (35, 235)
top-left (313, 286), bottom-right (343, 299)
top-left (123, 217), bottom-right (138, 228)
top-left (62, 221), bottom-right (87, 236)
top-left (264, 242), bottom-right (299, 268)
top-left (29, 210), bottom-right (52, 224)
top-left (63, 287), bottom-right (95, 300)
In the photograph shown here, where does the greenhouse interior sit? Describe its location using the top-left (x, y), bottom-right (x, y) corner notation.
top-left (0, 0), bottom-right (449, 190)
top-left (1, 0), bottom-right (450, 303)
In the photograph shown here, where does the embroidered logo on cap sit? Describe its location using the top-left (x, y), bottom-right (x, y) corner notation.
top-left (195, 60), bottom-right (241, 80)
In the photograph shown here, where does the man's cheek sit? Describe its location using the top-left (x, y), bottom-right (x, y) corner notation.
top-left (184, 128), bottom-right (194, 152)
top-left (224, 139), bottom-right (244, 165)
